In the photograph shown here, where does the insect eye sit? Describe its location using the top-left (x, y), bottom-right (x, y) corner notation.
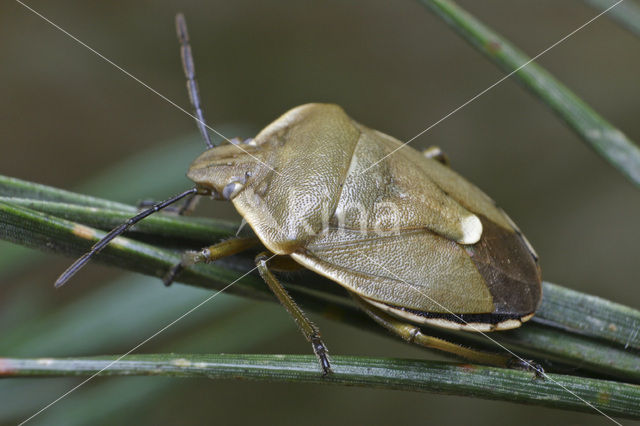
top-left (222, 181), bottom-right (244, 199)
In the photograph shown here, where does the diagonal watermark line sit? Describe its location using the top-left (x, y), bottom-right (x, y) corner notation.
top-left (357, 0), bottom-right (624, 177)
top-left (15, 0), bottom-right (282, 177)
top-left (359, 252), bottom-right (621, 425)
top-left (18, 254), bottom-right (276, 426)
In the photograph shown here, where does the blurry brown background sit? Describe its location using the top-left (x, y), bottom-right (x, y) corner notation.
top-left (1, 0), bottom-right (639, 425)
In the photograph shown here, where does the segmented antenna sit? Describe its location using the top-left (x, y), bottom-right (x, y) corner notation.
top-left (176, 13), bottom-right (215, 148)
top-left (55, 188), bottom-right (199, 288)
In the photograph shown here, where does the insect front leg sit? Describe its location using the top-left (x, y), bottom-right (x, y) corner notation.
top-left (163, 236), bottom-right (260, 286)
top-left (352, 294), bottom-right (543, 375)
top-left (255, 252), bottom-right (332, 376)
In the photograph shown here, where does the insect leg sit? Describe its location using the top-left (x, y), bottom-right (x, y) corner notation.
top-left (422, 146), bottom-right (450, 166)
top-left (163, 236), bottom-right (260, 286)
top-left (352, 294), bottom-right (543, 374)
top-left (255, 252), bottom-right (332, 376)
top-left (175, 194), bottom-right (201, 214)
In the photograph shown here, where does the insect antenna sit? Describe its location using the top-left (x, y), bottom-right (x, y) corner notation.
top-left (55, 187), bottom-right (199, 288)
top-left (176, 13), bottom-right (216, 148)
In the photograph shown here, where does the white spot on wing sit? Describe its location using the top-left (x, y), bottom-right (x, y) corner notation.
top-left (458, 215), bottom-right (482, 244)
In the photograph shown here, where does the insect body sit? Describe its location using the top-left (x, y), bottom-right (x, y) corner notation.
top-left (188, 102), bottom-right (542, 330)
top-left (56, 14), bottom-right (542, 375)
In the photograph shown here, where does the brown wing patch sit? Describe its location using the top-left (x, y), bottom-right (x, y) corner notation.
top-left (465, 215), bottom-right (542, 316)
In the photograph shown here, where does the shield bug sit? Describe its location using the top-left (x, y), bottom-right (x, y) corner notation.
top-left (56, 14), bottom-right (542, 376)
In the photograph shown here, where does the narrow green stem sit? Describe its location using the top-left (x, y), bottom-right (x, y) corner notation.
top-left (584, 0), bottom-right (640, 39)
top-left (418, 0), bottom-right (640, 187)
top-left (1, 354), bottom-right (638, 419)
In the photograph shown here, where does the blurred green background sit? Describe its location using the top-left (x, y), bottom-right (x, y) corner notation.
top-left (1, 0), bottom-right (639, 425)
